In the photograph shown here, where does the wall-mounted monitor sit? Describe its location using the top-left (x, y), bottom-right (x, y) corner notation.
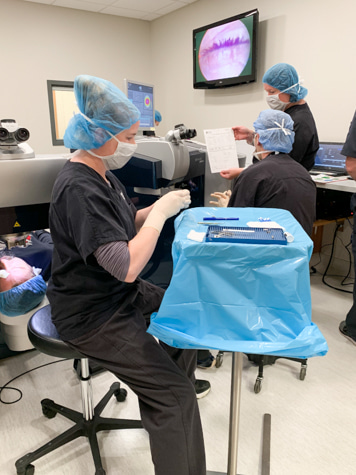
top-left (193, 8), bottom-right (259, 89)
top-left (124, 79), bottom-right (155, 133)
top-left (47, 80), bottom-right (78, 146)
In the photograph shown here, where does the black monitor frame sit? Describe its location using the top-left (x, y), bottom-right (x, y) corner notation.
top-left (193, 8), bottom-right (259, 89)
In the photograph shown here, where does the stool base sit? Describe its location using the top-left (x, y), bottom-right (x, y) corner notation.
top-left (15, 382), bottom-right (142, 475)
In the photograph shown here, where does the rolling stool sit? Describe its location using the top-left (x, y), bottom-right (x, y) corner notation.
top-left (246, 354), bottom-right (308, 393)
top-left (15, 304), bottom-right (143, 475)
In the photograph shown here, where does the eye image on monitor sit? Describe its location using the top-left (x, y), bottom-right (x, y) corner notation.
top-left (198, 20), bottom-right (250, 81)
top-left (124, 79), bottom-right (155, 131)
top-left (193, 9), bottom-right (258, 89)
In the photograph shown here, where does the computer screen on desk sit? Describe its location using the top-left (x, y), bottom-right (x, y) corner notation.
top-left (310, 142), bottom-right (347, 176)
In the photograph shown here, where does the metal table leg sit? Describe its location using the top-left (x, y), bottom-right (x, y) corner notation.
top-left (262, 413), bottom-right (271, 475)
top-left (207, 351), bottom-right (243, 475)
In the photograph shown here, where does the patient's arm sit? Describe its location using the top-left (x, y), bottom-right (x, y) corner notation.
top-left (346, 156), bottom-right (356, 181)
top-left (220, 168), bottom-right (244, 180)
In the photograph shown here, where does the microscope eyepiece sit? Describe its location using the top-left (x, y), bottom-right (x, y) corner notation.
top-left (0, 128), bottom-right (9, 140)
top-left (165, 124), bottom-right (197, 143)
top-left (14, 128), bottom-right (30, 142)
top-left (179, 128), bottom-right (197, 140)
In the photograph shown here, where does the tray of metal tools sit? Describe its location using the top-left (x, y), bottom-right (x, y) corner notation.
top-left (205, 225), bottom-right (288, 245)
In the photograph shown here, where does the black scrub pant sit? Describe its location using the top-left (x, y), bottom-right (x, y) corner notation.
top-left (345, 194), bottom-right (356, 337)
top-left (66, 280), bottom-right (206, 475)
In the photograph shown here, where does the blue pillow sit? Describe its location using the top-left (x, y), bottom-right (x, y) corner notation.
top-left (0, 275), bottom-right (47, 317)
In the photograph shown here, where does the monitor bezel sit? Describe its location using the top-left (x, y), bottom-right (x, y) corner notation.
top-left (47, 79), bottom-right (76, 146)
top-left (193, 8), bottom-right (259, 90)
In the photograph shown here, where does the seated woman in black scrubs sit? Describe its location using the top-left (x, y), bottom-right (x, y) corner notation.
top-left (46, 75), bottom-right (206, 475)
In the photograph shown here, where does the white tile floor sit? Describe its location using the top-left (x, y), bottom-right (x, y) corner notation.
top-left (1, 272), bottom-right (355, 475)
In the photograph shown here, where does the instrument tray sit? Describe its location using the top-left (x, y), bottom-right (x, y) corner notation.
top-left (205, 225), bottom-right (287, 245)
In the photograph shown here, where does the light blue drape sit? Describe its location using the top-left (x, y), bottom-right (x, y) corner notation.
top-left (148, 207), bottom-right (328, 359)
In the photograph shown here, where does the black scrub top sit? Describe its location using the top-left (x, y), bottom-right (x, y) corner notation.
top-left (342, 111), bottom-right (356, 158)
top-left (286, 103), bottom-right (319, 171)
top-left (228, 153), bottom-right (316, 236)
top-left (341, 111), bottom-right (356, 210)
top-left (47, 160), bottom-right (138, 340)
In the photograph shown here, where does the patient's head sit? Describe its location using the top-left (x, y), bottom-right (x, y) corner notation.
top-left (0, 255), bottom-right (47, 316)
top-left (0, 256), bottom-right (35, 292)
top-left (253, 109), bottom-right (295, 154)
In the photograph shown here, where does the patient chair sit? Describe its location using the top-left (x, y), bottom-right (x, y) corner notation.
top-left (15, 304), bottom-right (143, 475)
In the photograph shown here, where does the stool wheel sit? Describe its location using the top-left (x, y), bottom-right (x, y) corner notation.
top-left (254, 378), bottom-right (262, 394)
top-left (95, 468), bottom-right (106, 475)
top-left (300, 365), bottom-right (307, 381)
top-left (17, 464), bottom-right (35, 475)
top-left (41, 399), bottom-right (56, 419)
top-left (215, 351), bottom-right (224, 368)
top-left (114, 387), bottom-right (127, 402)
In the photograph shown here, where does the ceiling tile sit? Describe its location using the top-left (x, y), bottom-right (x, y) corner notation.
top-left (23, 0), bottom-right (56, 4)
top-left (101, 6), bottom-right (147, 18)
top-left (20, 0), bottom-right (198, 20)
top-left (54, 0), bottom-right (103, 12)
top-left (112, 0), bottom-right (175, 12)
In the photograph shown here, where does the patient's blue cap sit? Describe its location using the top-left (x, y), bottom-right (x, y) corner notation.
top-left (253, 109), bottom-right (295, 154)
top-left (64, 75), bottom-right (141, 150)
top-left (0, 275), bottom-right (47, 317)
top-left (155, 110), bottom-right (162, 123)
top-left (262, 63), bottom-right (308, 102)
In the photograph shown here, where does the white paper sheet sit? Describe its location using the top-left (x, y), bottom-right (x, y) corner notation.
top-left (203, 128), bottom-right (239, 173)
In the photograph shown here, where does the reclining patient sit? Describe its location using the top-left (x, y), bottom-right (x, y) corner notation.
top-left (0, 231), bottom-right (51, 317)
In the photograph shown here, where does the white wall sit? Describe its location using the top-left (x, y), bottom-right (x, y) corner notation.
top-left (151, 0), bottom-right (356, 156)
top-left (3, 0), bottom-right (355, 156)
top-left (2, 0), bottom-right (152, 154)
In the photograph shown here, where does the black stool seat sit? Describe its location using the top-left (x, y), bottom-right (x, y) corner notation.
top-left (16, 304), bottom-right (143, 475)
top-left (28, 303), bottom-right (82, 359)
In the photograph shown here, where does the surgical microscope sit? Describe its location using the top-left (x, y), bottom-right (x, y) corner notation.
top-left (0, 120), bottom-right (68, 353)
top-left (113, 124), bottom-right (206, 287)
top-left (0, 119), bottom-right (67, 246)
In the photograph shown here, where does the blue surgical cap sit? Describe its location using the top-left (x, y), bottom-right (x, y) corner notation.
top-left (0, 275), bottom-right (47, 317)
top-left (64, 75), bottom-right (141, 150)
top-left (155, 110), bottom-right (162, 123)
top-left (253, 109), bottom-right (295, 154)
top-left (262, 63), bottom-right (308, 102)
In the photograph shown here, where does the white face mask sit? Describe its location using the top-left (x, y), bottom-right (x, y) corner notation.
top-left (265, 80), bottom-right (301, 111)
top-left (88, 135), bottom-right (137, 170)
top-left (266, 94), bottom-right (289, 111)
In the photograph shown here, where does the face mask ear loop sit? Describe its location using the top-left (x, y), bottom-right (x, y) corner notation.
top-left (78, 111), bottom-right (115, 143)
top-left (78, 111), bottom-right (95, 126)
top-left (297, 77), bottom-right (304, 94)
top-left (280, 78), bottom-right (304, 95)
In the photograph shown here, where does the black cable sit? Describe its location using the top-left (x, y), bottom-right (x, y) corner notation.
top-left (312, 240), bottom-right (354, 284)
top-left (0, 358), bottom-right (68, 405)
top-left (340, 239), bottom-right (353, 286)
top-left (321, 223), bottom-right (353, 293)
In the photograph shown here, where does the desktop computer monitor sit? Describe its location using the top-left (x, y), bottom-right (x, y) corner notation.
top-left (124, 79), bottom-right (155, 134)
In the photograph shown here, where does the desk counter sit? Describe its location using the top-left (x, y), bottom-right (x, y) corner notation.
top-left (315, 177), bottom-right (356, 193)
